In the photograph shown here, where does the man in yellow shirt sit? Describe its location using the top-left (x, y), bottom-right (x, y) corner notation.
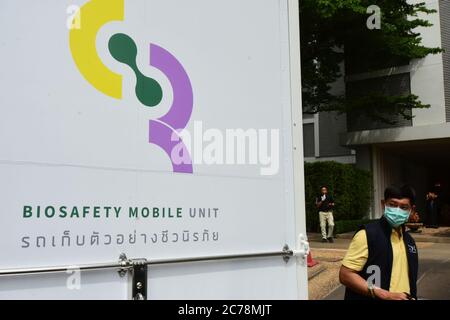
top-left (339, 185), bottom-right (419, 300)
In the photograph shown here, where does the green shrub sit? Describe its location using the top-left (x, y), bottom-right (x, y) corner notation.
top-left (304, 161), bottom-right (372, 232)
top-left (334, 219), bottom-right (374, 235)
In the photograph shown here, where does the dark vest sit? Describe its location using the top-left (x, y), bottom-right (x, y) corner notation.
top-left (344, 217), bottom-right (418, 300)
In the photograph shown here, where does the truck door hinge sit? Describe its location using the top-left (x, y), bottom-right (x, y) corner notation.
top-left (117, 254), bottom-right (148, 300)
top-left (130, 259), bottom-right (148, 300)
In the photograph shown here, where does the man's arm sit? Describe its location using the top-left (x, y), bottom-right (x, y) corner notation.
top-left (339, 266), bottom-right (372, 297)
top-left (340, 229), bottom-right (409, 300)
top-left (315, 197), bottom-right (322, 208)
top-left (339, 266), bottom-right (408, 300)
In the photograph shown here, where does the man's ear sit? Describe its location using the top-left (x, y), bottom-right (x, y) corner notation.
top-left (381, 200), bottom-right (385, 211)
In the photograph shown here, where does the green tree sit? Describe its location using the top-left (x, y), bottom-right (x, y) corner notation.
top-left (300, 0), bottom-right (442, 123)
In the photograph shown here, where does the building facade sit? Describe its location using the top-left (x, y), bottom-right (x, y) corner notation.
top-left (303, 0), bottom-right (450, 221)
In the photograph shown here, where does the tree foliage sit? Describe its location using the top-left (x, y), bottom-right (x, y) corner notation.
top-left (300, 0), bottom-right (442, 123)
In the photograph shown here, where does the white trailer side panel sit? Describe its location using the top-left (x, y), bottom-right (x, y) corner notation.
top-left (0, 0), bottom-right (307, 299)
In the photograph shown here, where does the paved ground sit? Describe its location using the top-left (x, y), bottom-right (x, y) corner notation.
top-left (307, 248), bottom-right (346, 300)
top-left (307, 232), bottom-right (450, 300)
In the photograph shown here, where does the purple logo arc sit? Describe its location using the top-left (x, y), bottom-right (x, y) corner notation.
top-left (149, 44), bottom-right (194, 174)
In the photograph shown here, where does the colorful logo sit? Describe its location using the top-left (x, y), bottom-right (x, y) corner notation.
top-left (69, 0), bottom-right (193, 174)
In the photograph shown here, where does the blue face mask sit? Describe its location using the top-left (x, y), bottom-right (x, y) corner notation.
top-left (384, 206), bottom-right (411, 228)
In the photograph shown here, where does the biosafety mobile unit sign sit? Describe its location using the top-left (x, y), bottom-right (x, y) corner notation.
top-left (0, 0), bottom-right (302, 299)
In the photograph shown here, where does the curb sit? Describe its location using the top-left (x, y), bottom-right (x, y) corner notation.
top-left (335, 232), bottom-right (450, 244)
top-left (308, 264), bottom-right (327, 280)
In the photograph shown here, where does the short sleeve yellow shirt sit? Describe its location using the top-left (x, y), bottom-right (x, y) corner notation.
top-left (342, 229), bottom-right (410, 294)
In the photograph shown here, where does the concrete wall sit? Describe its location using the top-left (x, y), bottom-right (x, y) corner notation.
top-left (410, 0), bottom-right (447, 126)
top-left (303, 123), bottom-right (315, 158)
top-left (440, 0), bottom-right (450, 122)
top-left (319, 112), bottom-right (352, 157)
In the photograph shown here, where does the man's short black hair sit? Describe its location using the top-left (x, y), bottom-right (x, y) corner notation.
top-left (320, 185), bottom-right (328, 190)
top-left (384, 185), bottom-right (416, 205)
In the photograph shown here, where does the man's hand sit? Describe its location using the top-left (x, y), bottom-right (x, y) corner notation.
top-left (374, 288), bottom-right (409, 300)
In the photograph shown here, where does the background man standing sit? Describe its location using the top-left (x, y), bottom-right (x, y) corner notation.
top-left (316, 186), bottom-right (335, 243)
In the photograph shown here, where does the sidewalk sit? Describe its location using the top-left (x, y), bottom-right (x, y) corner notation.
top-left (307, 247), bottom-right (346, 300)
